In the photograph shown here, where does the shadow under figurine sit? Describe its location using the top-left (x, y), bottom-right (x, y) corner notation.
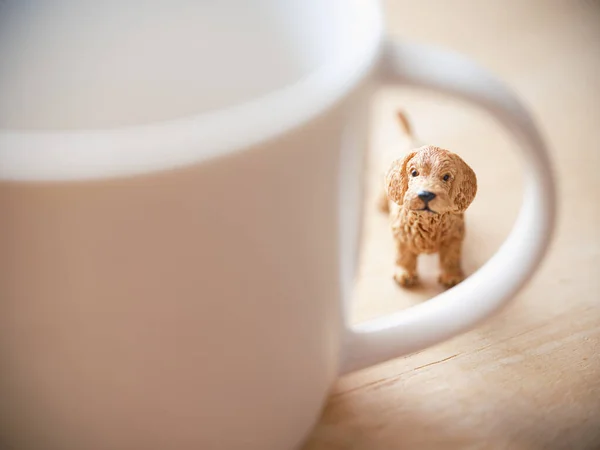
top-left (380, 113), bottom-right (477, 289)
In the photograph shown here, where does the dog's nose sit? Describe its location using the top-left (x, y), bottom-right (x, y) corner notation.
top-left (418, 190), bottom-right (436, 203)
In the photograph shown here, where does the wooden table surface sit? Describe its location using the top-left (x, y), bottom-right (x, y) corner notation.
top-left (304, 1), bottom-right (600, 449)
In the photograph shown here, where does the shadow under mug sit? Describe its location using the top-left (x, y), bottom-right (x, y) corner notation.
top-left (0, 5), bottom-right (555, 450)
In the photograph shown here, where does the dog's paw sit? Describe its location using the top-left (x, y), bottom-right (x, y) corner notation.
top-left (394, 268), bottom-right (418, 288)
top-left (438, 272), bottom-right (464, 288)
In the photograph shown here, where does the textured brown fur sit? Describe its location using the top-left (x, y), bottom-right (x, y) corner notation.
top-left (381, 113), bottom-right (477, 288)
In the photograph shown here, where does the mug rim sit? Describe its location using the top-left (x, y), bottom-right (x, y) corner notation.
top-left (0, 2), bottom-right (384, 181)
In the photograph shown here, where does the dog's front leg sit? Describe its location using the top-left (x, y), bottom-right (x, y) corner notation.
top-left (438, 238), bottom-right (465, 288)
top-left (394, 241), bottom-right (418, 287)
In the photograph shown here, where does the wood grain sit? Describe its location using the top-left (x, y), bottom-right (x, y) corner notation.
top-left (304, 0), bottom-right (600, 448)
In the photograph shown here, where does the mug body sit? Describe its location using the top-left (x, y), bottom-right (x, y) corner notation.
top-left (0, 1), bottom-right (382, 448)
top-left (0, 87), bottom-right (367, 449)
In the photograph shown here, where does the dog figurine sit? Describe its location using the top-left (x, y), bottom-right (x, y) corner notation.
top-left (380, 112), bottom-right (477, 288)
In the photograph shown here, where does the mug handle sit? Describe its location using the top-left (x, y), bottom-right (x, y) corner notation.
top-left (339, 39), bottom-right (556, 375)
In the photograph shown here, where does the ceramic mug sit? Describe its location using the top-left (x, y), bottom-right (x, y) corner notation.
top-left (0, 1), bottom-right (555, 449)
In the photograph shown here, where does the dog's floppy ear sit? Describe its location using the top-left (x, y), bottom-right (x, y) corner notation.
top-left (452, 154), bottom-right (477, 212)
top-left (385, 151), bottom-right (416, 205)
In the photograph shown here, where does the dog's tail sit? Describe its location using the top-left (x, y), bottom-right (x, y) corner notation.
top-left (396, 111), bottom-right (414, 138)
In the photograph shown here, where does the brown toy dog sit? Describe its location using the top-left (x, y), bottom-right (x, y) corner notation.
top-left (380, 113), bottom-right (477, 288)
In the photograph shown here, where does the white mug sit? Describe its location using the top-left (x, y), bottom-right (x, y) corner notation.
top-left (0, 1), bottom-right (555, 449)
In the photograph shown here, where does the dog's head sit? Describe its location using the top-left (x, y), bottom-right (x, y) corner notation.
top-left (385, 145), bottom-right (477, 214)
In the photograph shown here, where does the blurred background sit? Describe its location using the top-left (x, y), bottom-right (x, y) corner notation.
top-left (306, 0), bottom-right (600, 449)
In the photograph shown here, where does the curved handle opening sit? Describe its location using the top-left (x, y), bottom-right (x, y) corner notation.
top-left (340, 39), bottom-right (556, 375)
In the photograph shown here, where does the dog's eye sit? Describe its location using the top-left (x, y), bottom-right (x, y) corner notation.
top-left (443, 174), bottom-right (451, 182)
top-left (411, 170), bottom-right (419, 177)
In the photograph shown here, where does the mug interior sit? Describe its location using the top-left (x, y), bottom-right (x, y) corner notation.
top-left (0, 0), bottom-right (378, 131)
top-left (0, 0), bottom-right (382, 181)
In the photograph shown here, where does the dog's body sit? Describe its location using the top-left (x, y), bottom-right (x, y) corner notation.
top-left (380, 113), bottom-right (477, 288)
